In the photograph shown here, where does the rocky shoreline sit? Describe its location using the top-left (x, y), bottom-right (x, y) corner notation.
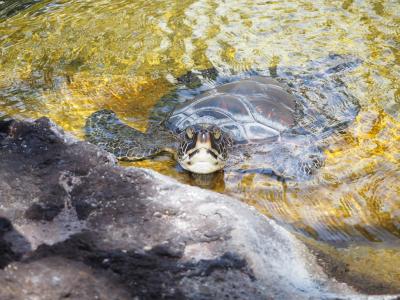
top-left (0, 117), bottom-right (397, 299)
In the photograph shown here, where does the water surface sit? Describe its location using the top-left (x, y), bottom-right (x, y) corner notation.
top-left (1, 0), bottom-right (399, 270)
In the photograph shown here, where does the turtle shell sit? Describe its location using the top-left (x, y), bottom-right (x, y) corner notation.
top-left (166, 76), bottom-right (298, 143)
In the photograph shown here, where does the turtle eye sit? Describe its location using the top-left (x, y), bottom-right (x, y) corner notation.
top-left (213, 128), bottom-right (221, 140)
top-left (185, 127), bottom-right (194, 139)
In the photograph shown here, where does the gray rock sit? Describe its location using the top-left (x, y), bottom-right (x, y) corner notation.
top-left (0, 117), bottom-right (396, 300)
top-left (0, 256), bottom-right (131, 300)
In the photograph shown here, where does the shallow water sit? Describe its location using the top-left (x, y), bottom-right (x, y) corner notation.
top-left (0, 0), bottom-right (399, 260)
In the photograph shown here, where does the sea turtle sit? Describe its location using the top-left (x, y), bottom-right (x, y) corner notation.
top-left (85, 55), bottom-right (360, 179)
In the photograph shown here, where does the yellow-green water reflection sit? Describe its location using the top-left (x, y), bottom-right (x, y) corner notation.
top-left (1, 0), bottom-right (399, 248)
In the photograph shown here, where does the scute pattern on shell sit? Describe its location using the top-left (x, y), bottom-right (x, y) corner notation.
top-left (167, 76), bottom-right (297, 144)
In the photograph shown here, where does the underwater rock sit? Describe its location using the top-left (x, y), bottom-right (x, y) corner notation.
top-left (0, 117), bottom-right (396, 299)
top-left (0, 0), bottom-right (42, 18)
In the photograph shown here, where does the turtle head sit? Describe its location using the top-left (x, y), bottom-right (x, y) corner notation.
top-left (177, 124), bottom-right (232, 174)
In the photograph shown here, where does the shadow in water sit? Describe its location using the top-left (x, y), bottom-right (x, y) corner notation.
top-left (188, 170), bottom-right (226, 190)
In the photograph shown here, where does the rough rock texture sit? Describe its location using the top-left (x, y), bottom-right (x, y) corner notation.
top-left (0, 117), bottom-right (397, 300)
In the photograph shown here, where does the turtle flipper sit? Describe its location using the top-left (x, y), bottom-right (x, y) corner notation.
top-left (231, 135), bottom-right (325, 181)
top-left (268, 143), bottom-right (324, 180)
top-left (85, 109), bottom-right (166, 160)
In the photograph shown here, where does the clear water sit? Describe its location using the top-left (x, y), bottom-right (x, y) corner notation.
top-left (1, 0), bottom-right (399, 287)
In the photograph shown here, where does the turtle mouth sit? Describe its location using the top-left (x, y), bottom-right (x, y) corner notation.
top-left (188, 148), bottom-right (219, 160)
top-left (178, 147), bottom-right (225, 174)
top-left (179, 147), bottom-right (226, 174)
